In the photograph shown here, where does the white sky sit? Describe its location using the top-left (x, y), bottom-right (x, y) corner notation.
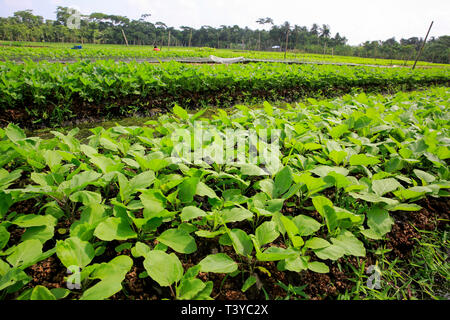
top-left (0, 0), bottom-right (449, 45)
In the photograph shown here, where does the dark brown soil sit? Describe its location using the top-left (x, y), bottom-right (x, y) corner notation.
top-left (386, 196), bottom-right (450, 259)
top-left (26, 256), bottom-right (66, 289)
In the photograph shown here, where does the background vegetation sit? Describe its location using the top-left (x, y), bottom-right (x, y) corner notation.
top-left (0, 7), bottom-right (448, 64)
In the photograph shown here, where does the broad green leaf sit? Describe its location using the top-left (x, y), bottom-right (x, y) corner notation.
top-left (56, 237), bottom-right (95, 269)
top-left (331, 231), bottom-right (366, 257)
top-left (140, 189), bottom-right (166, 216)
top-left (229, 229), bottom-right (253, 257)
top-left (304, 237), bottom-right (331, 250)
top-left (0, 169), bottom-right (22, 190)
top-left (21, 225), bottom-right (55, 245)
top-left (312, 196), bottom-right (333, 217)
top-left (69, 191), bottom-right (102, 205)
top-left (30, 286), bottom-right (56, 300)
top-left (360, 228), bottom-right (382, 240)
top-left (307, 261), bottom-right (329, 273)
top-left (385, 203), bottom-right (422, 211)
top-left (177, 278), bottom-right (206, 300)
top-left (310, 166), bottom-right (349, 178)
top-left (198, 254), bottom-right (238, 273)
top-left (173, 104), bottom-right (189, 120)
top-left (349, 154), bottom-right (380, 166)
top-left (178, 176), bottom-right (201, 203)
top-left (0, 192), bottom-right (13, 219)
top-left (195, 229), bottom-right (226, 238)
top-left (256, 247), bottom-right (297, 261)
top-left (7, 239), bottom-right (43, 268)
top-left (241, 276), bottom-right (257, 292)
top-left (372, 178), bottom-right (402, 196)
top-left (143, 251), bottom-right (183, 287)
top-left (80, 256), bottom-right (133, 300)
top-left (413, 169), bottom-right (435, 184)
top-left (94, 217), bottom-right (137, 241)
top-left (366, 207), bottom-right (394, 237)
top-left (263, 101), bottom-right (273, 116)
top-left (69, 171), bottom-right (102, 192)
top-left (312, 196), bottom-right (337, 232)
top-left (255, 221), bottom-right (279, 246)
top-left (50, 288), bottom-right (71, 300)
top-left (274, 166), bottom-right (293, 198)
top-left (12, 214), bottom-right (57, 228)
top-left (284, 256), bottom-right (308, 272)
top-left (329, 124), bottom-right (349, 139)
top-left (221, 207), bottom-right (253, 223)
top-left (89, 154), bottom-right (123, 174)
top-left (292, 215), bottom-right (322, 236)
top-left (5, 123), bottom-right (26, 143)
top-left (43, 150), bottom-right (63, 172)
top-left (118, 170), bottom-right (155, 202)
top-left (0, 226), bottom-right (9, 250)
top-left (240, 164), bottom-right (268, 176)
top-left (314, 244), bottom-right (345, 260)
top-left (0, 268), bottom-right (30, 291)
top-left (157, 229), bottom-right (197, 254)
top-left (329, 150), bottom-right (348, 166)
top-left (131, 242), bottom-right (152, 258)
top-left (196, 182), bottom-right (218, 199)
top-left (180, 206), bottom-right (207, 221)
top-left (256, 179), bottom-right (274, 198)
top-left (349, 192), bottom-right (399, 205)
top-left (280, 215), bottom-right (303, 248)
top-left (393, 188), bottom-right (429, 201)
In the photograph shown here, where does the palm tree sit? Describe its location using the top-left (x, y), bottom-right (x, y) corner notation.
top-left (310, 23), bottom-right (319, 36)
top-left (256, 17), bottom-right (274, 50)
top-left (320, 24), bottom-right (331, 38)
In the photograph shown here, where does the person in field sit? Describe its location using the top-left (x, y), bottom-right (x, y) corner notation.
top-left (153, 46), bottom-right (161, 52)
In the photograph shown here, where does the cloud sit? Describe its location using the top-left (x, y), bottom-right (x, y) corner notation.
top-left (3, 0), bottom-right (34, 10)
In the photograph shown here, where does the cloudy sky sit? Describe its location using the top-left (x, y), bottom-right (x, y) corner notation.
top-left (0, 0), bottom-right (448, 45)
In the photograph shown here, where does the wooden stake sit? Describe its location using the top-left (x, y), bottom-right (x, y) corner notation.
top-left (258, 31), bottom-right (261, 51)
top-left (412, 21), bottom-right (434, 70)
top-left (167, 30), bottom-right (171, 51)
top-left (121, 29), bottom-right (129, 46)
top-left (284, 31), bottom-right (289, 60)
top-left (189, 29), bottom-right (192, 47)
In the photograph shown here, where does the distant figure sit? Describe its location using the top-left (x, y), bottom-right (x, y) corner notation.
top-left (153, 46), bottom-right (161, 52)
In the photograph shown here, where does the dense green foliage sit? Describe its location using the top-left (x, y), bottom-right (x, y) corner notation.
top-left (1, 42), bottom-right (447, 68)
top-left (1, 8), bottom-right (448, 64)
top-left (1, 59), bottom-right (449, 126)
top-left (0, 88), bottom-right (448, 300)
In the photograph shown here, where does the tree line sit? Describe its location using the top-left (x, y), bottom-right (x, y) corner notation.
top-left (0, 7), bottom-right (448, 64)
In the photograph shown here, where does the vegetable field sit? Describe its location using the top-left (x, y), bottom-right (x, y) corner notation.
top-left (1, 42), bottom-right (448, 67)
top-left (0, 40), bottom-right (449, 301)
top-left (1, 60), bottom-right (449, 127)
top-left (0, 84), bottom-right (449, 300)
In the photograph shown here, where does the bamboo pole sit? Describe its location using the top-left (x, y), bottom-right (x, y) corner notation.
top-left (121, 29), bottom-right (129, 46)
top-left (167, 30), bottom-right (171, 50)
top-left (189, 29), bottom-right (192, 47)
top-left (412, 21), bottom-right (434, 70)
top-left (284, 31), bottom-right (289, 60)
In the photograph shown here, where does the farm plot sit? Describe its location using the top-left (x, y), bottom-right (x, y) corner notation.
top-left (1, 42), bottom-right (447, 68)
top-left (0, 88), bottom-right (448, 300)
top-left (1, 60), bottom-right (449, 127)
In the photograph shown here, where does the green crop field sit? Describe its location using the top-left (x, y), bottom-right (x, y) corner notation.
top-left (1, 41), bottom-right (449, 68)
top-left (1, 59), bottom-right (449, 128)
top-left (0, 42), bottom-right (449, 302)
